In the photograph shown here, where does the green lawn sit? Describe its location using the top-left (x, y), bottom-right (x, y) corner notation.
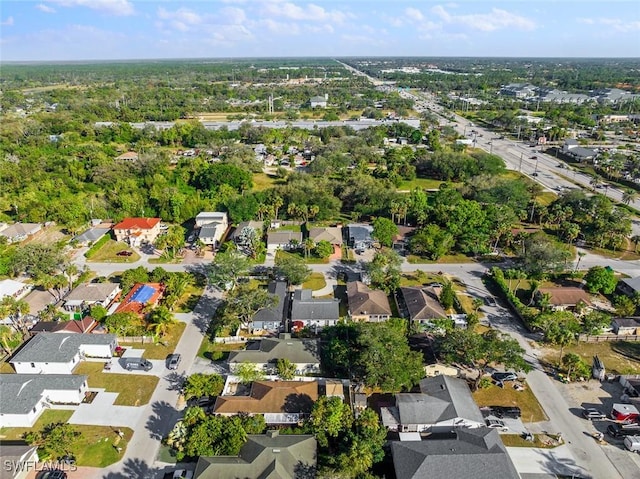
top-left (275, 249), bottom-right (329, 264)
top-left (473, 382), bottom-right (547, 423)
top-left (252, 172), bottom-right (281, 191)
top-left (302, 272), bottom-right (327, 291)
top-left (541, 341), bottom-right (640, 375)
top-left (197, 336), bottom-right (246, 361)
top-left (397, 178), bottom-right (448, 191)
top-left (400, 272), bottom-right (448, 287)
top-left (407, 253), bottom-right (475, 264)
top-left (118, 321), bottom-right (186, 359)
top-left (173, 283), bottom-right (206, 313)
top-left (86, 240), bottom-right (140, 263)
top-left (0, 409), bottom-right (134, 467)
top-left (501, 434), bottom-right (558, 449)
top-left (73, 362), bottom-right (159, 406)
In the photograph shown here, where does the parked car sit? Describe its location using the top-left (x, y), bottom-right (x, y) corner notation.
top-left (492, 372), bottom-right (519, 383)
top-left (167, 353), bottom-right (181, 370)
top-left (485, 418), bottom-right (508, 431)
top-left (532, 172), bottom-right (539, 177)
top-left (172, 470), bottom-right (194, 479)
top-left (623, 435), bottom-right (640, 452)
top-left (36, 472), bottom-right (67, 479)
top-left (116, 250), bottom-right (133, 256)
top-left (492, 406), bottom-right (522, 419)
top-left (122, 357), bottom-right (153, 371)
top-left (607, 424), bottom-right (640, 437)
top-left (484, 296), bottom-right (497, 307)
top-left (582, 407), bottom-right (606, 420)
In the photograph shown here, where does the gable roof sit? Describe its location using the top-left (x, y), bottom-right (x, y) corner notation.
top-left (115, 151), bottom-right (139, 161)
top-left (622, 276), bottom-right (640, 293)
top-left (0, 223), bottom-right (40, 239)
top-left (213, 381), bottom-right (318, 415)
top-left (400, 286), bottom-right (447, 320)
top-left (347, 281), bottom-right (392, 316)
top-left (231, 221), bottom-right (264, 240)
top-left (228, 336), bottom-right (320, 365)
top-left (72, 226), bottom-right (111, 244)
top-left (252, 281), bottom-right (287, 326)
top-left (346, 224), bottom-right (373, 241)
top-left (65, 283), bottom-right (120, 303)
top-left (267, 231), bottom-right (303, 245)
top-left (291, 289), bottom-right (339, 321)
top-left (113, 217), bottom-right (160, 230)
top-left (419, 376), bottom-right (485, 423)
top-left (194, 432), bottom-right (316, 479)
top-left (11, 333), bottom-right (116, 364)
top-left (55, 317), bottom-right (98, 334)
top-left (537, 287), bottom-right (592, 306)
top-left (613, 317), bottom-right (640, 328)
top-left (0, 374), bottom-right (87, 415)
top-left (391, 429), bottom-right (519, 479)
top-left (308, 226), bottom-right (343, 245)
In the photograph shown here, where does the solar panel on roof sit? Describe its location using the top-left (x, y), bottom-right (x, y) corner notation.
top-left (130, 285), bottom-right (156, 304)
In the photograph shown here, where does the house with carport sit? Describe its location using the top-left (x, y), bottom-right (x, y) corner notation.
top-left (10, 332), bottom-right (116, 374)
top-left (0, 374), bottom-right (88, 427)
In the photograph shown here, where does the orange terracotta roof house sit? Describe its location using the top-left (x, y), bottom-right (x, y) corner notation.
top-left (115, 283), bottom-right (163, 316)
top-left (214, 380), bottom-right (319, 424)
top-left (113, 217), bottom-right (161, 247)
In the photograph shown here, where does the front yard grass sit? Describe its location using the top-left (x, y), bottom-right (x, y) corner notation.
top-left (73, 362), bottom-right (159, 406)
top-left (275, 249), bottom-right (329, 264)
top-left (396, 178), bottom-right (448, 191)
top-left (173, 283), bottom-right (205, 313)
top-left (501, 433), bottom-right (558, 449)
top-left (118, 322), bottom-right (186, 359)
top-left (302, 272), bottom-right (327, 291)
top-left (473, 382), bottom-right (547, 423)
top-left (539, 340), bottom-right (640, 375)
top-left (197, 336), bottom-right (246, 361)
top-left (0, 409), bottom-right (134, 467)
top-left (407, 253), bottom-right (475, 264)
top-left (86, 240), bottom-right (140, 263)
top-left (400, 272), bottom-right (448, 287)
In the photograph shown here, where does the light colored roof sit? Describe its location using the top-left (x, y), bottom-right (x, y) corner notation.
top-left (65, 283), bottom-right (120, 303)
top-left (267, 231), bottom-right (303, 245)
top-left (194, 432), bottom-right (316, 479)
top-left (538, 287), bottom-right (592, 306)
top-left (228, 336), bottom-right (320, 365)
top-left (113, 217), bottom-right (160, 230)
top-left (0, 223), bottom-right (40, 239)
top-left (0, 279), bottom-right (29, 299)
top-left (622, 277), bottom-right (640, 293)
top-left (308, 226), bottom-right (343, 244)
top-left (115, 151), bottom-right (138, 160)
top-left (196, 211), bottom-right (227, 220)
top-left (11, 333), bottom-right (116, 364)
top-left (347, 281), bottom-right (392, 317)
top-left (73, 226), bottom-right (111, 244)
top-left (231, 221), bottom-right (264, 240)
top-left (214, 381), bottom-right (318, 415)
top-left (0, 374), bottom-right (87, 415)
top-left (400, 286), bottom-right (447, 320)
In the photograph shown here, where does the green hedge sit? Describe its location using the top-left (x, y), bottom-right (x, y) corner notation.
top-left (488, 267), bottom-right (539, 331)
top-left (84, 234), bottom-right (111, 259)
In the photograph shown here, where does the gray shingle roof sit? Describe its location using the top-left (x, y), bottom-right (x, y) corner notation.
top-left (622, 276), bottom-right (640, 293)
top-left (0, 374), bottom-right (87, 415)
top-left (419, 376), bottom-right (485, 423)
top-left (391, 428), bottom-right (519, 479)
top-left (11, 333), bottom-right (116, 364)
top-left (267, 231), bottom-right (303, 246)
top-left (252, 281), bottom-right (287, 326)
top-left (291, 289), bottom-right (339, 321)
top-left (72, 227), bottom-right (111, 244)
top-left (65, 283), bottom-right (120, 303)
top-left (194, 432), bottom-right (317, 479)
top-left (346, 224), bottom-right (373, 242)
top-left (228, 337), bottom-right (320, 365)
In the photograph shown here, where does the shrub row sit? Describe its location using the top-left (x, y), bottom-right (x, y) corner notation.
top-left (488, 267), bottom-right (539, 331)
top-left (84, 234), bottom-right (111, 259)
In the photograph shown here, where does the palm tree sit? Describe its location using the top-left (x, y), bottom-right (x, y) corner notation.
top-left (272, 196), bottom-right (284, 220)
top-left (0, 325), bottom-right (17, 356)
top-left (590, 176), bottom-right (601, 192)
top-left (303, 238), bottom-right (314, 259)
top-left (148, 306), bottom-right (177, 339)
top-left (623, 189), bottom-right (638, 206)
top-left (0, 296), bottom-right (30, 337)
top-left (574, 251), bottom-right (586, 273)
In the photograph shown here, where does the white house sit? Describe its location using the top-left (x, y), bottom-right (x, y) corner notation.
top-left (0, 374), bottom-right (88, 427)
top-left (10, 333), bottom-right (117, 374)
top-left (0, 444), bottom-right (40, 479)
top-left (64, 282), bottom-right (121, 312)
top-left (0, 279), bottom-right (32, 301)
top-left (195, 211), bottom-right (228, 228)
top-left (310, 94), bottom-right (328, 108)
top-left (195, 212), bottom-right (229, 248)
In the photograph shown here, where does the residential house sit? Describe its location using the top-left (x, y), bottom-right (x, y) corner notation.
top-left (345, 224), bottom-right (374, 250)
top-left (10, 333), bottom-right (116, 374)
top-left (115, 151), bottom-right (139, 161)
top-left (0, 444), bottom-right (39, 479)
top-left (194, 431), bottom-right (316, 479)
top-left (114, 282), bottom-right (163, 316)
top-left (381, 375), bottom-right (485, 435)
top-left (64, 282), bottom-right (121, 312)
top-left (196, 212), bottom-right (229, 249)
top-left (308, 226), bottom-right (343, 248)
top-left (72, 224), bottom-right (112, 246)
top-left (536, 287), bottom-right (592, 312)
top-left (0, 279), bottom-right (32, 301)
top-left (249, 281), bottom-right (288, 333)
top-left (310, 94), bottom-right (328, 108)
top-left (612, 317), bottom-right (640, 335)
top-left (231, 221), bottom-right (264, 246)
top-left (0, 374), bottom-right (88, 427)
top-left (213, 380), bottom-right (319, 425)
top-left (227, 334), bottom-right (320, 375)
top-left (30, 316), bottom-right (99, 335)
top-left (618, 276), bottom-right (640, 298)
top-left (346, 281), bottom-right (392, 322)
top-left (397, 286), bottom-right (447, 325)
top-left (113, 217), bottom-right (161, 247)
top-left (0, 223), bottom-right (41, 243)
top-left (291, 289), bottom-right (340, 331)
top-left (390, 428), bottom-right (520, 479)
top-left (267, 231), bottom-right (303, 251)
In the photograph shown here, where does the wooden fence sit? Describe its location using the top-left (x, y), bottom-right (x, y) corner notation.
top-left (578, 334), bottom-right (640, 343)
top-left (117, 335), bottom-right (156, 344)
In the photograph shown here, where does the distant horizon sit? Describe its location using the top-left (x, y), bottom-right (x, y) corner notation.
top-left (1, 1), bottom-right (639, 61)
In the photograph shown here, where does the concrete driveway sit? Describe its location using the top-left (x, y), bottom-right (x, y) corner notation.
top-left (506, 445), bottom-right (590, 477)
top-left (69, 389), bottom-right (143, 429)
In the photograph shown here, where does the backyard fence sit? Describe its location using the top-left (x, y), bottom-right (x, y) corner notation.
top-left (117, 335), bottom-right (157, 344)
top-left (578, 334), bottom-right (640, 343)
top-left (213, 336), bottom-right (248, 344)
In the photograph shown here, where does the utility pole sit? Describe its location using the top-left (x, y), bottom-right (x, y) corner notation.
top-left (519, 153), bottom-right (524, 172)
top-left (534, 157), bottom-right (540, 176)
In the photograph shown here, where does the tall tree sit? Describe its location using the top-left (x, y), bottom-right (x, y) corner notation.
top-left (208, 249), bottom-right (251, 290)
top-left (275, 254), bottom-right (311, 285)
top-left (372, 217), bottom-right (399, 247)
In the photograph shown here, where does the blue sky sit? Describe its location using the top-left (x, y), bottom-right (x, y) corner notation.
top-left (1, 1), bottom-right (639, 61)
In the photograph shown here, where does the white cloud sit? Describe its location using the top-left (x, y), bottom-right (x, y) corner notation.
top-left (1, 16), bottom-right (14, 26)
top-left (46, 0), bottom-right (134, 16)
top-left (260, 19), bottom-right (301, 35)
top-left (157, 7), bottom-right (203, 32)
top-left (36, 4), bottom-right (56, 14)
top-left (405, 7), bottom-right (424, 22)
top-left (262, 1), bottom-right (350, 24)
top-left (220, 7), bottom-right (247, 25)
top-left (431, 5), bottom-right (536, 32)
top-left (578, 17), bottom-right (640, 33)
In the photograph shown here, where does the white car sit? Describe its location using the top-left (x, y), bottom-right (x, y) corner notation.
top-left (485, 418), bottom-right (509, 431)
top-left (172, 470), bottom-right (193, 479)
